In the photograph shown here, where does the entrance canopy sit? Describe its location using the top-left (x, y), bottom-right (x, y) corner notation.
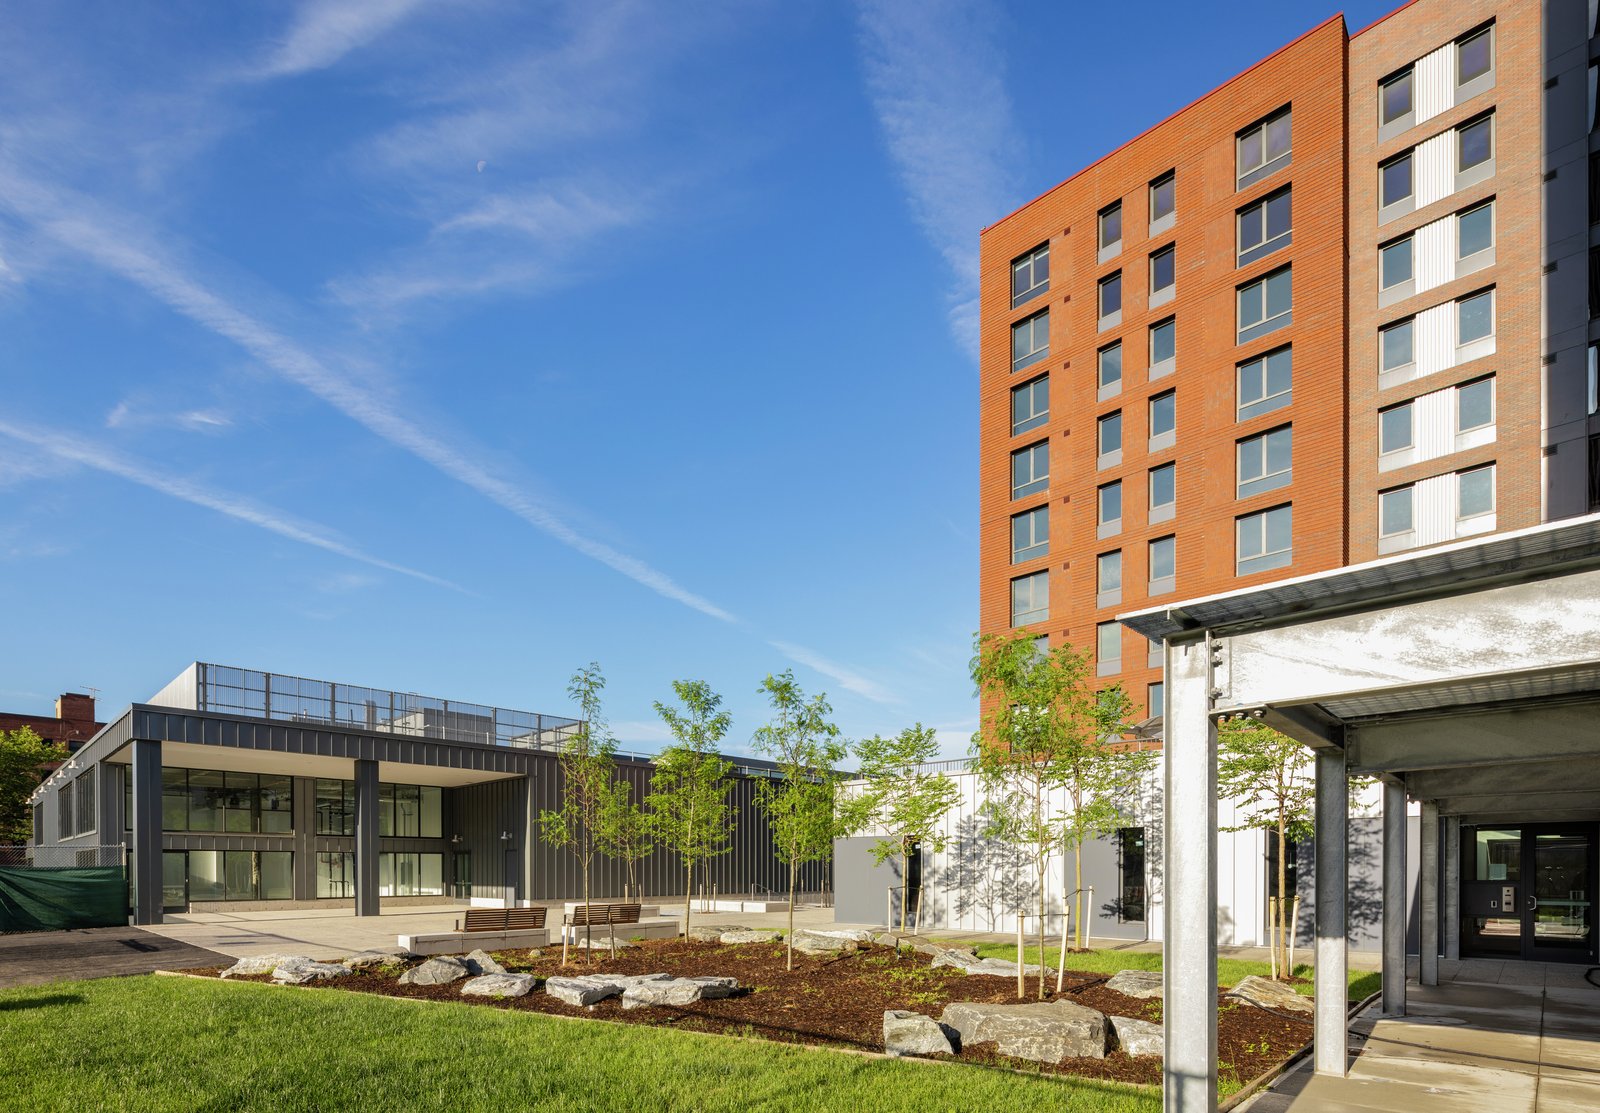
top-left (1119, 513), bottom-right (1600, 1113)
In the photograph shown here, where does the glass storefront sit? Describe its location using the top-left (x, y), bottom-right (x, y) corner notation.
top-left (380, 852), bottom-right (445, 897)
top-left (134, 769), bottom-right (294, 833)
top-left (162, 850), bottom-right (293, 907)
top-left (314, 779), bottom-right (441, 838)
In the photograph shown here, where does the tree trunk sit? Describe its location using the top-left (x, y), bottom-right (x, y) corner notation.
top-left (684, 861), bottom-right (694, 939)
top-left (582, 860), bottom-right (593, 966)
top-left (899, 841), bottom-right (909, 934)
top-left (787, 856), bottom-right (797, 972)
top-left (1036, 855), bottom-right (1047, 1000)
top-left (1074, 843), bottom-right (1085, 950)
top-left (1276, 810), bottom-right (1289, 980)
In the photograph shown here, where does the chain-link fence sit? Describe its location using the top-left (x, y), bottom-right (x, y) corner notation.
top-left (0, 844), bottom-right (126, 868)
top-left (0, 845), bottom-right (128, 932)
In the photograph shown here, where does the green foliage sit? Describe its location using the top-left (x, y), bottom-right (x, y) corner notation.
top-left (839, 724), bottom-right (960, 932)
top-left (969, 631), bottom-right (1149, 984)
top-left (647, 679), bottom-right (735, 937)
top-left (594, 778), bottom-right (652, 899)
top-left (538, 663), bottom-right (617, 960)
top-left (0, 726), bottom-right (68, 844)
top-left (751, 670), bottom-right (852, 970)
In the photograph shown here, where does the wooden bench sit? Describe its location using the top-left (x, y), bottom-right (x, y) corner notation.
top-left (561, 902), bottom-right (642, 962)
top-left (455, 906), bottom-right (548, 933)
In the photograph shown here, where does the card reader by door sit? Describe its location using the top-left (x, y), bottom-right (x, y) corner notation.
top-left (1499, 885), bottom-right (1515, 911)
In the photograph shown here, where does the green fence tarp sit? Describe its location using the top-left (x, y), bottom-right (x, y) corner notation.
top-left (0, 866), bottom-right (127, 932)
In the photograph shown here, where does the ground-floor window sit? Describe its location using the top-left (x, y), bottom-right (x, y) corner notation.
top-left (1118, 827), bottom-right (1146, 922)
top-left (380, 852), bottom-right (444, 897)
top-left (163, 850), bottom-right (293, 905)
top-left (316, 851), bottom-right (354, 898)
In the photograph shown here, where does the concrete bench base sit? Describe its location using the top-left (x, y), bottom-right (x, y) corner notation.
top-left (677, 899), bottom-right (790, 915)
top-left (558, 918), bottom-right (678, 944)
top-left (398, 928), bottom-right (550, 956)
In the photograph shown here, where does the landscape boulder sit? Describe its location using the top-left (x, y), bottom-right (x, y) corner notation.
top-left (621, 976), bottom-right (739, 1009)
top-left (345, 951), bottom-right (407, 970)
top-left (689, 924), bottom-right (745, 943)
top-left (1226, 975), bottom-right (1314, 1016)
top-left (939, 999), bottom-right (1108, 1063)
top-left (546, 972), bottom-right (673, 1007)
top-left (882, 1010), bottom-right (955, 1057)
top-left (1105, 969), bottom-right (1164, 1000)
top-left (399, 956), bottom-right (472, 986)
top-left (271, 959), bottom-right (352, 985)
top-left (465, 949), bottom-right (507, 975)
top-left (220, 953), bottom-right (314, 978)
top-left (461, 973), bottom-right (540, 998)
top-left (1108, 1015), bottom-right (1164, 1057)
top-left (719, 929), bottom-right (781, 945)
top-left (792, 931), bottom-right (859, 957)
top-left (931, 951), bottom-right (1043, 978)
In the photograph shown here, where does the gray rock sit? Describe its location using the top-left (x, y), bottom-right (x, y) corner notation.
top-left (565, 937), bottom-right (634, 950)
top-left (345, 951), bottom-right (407, 970)
top-left (1105, 969), bottom-right (1164, 1000)
top-left (621, 976), bottom-right (740, 1009)
top-left (939, 999), bottom-right (1108, 1063)
top-left (1226, 975), bottom-right (1314, 1015)
top-left (689, 924), bottom-right (746, 943)
top-left (1109, 1015), bottom-right (1164, 1057)
top-left (465, 949), bottom-right (507, 975)
top-left (792, 931), bottom-right (858, 957)
top-left (461, 973), bottom-right (540, 998)
top-left (931, 951), bottom-right (1043, 978)
top-left (220, 953), bottom-right (314, 978)
top-left (802, 928), bottom-right (875, 943)
top-left (719, 929), bottom-right (781, 945)
top-left (271, 959), bottom-right (352, 985)
top-left (882, 1009), bottom-right (955, 1057)
top-left (546, 972), bottom-right (672, 1007)
top-left (399, 956), bottom-right (472, 986)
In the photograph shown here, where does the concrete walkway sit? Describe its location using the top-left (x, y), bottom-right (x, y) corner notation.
top-left (0, 927), bottom-right (230, 988)
top-left (1243, 960), bottom-right (1600, 1113)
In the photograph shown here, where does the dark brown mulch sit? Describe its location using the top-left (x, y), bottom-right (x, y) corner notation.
top-left (184, 940), bottom-right (1312, 1088)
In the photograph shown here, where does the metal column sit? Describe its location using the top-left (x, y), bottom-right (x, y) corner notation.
top-left (1162, 639), bottom-right (1217, 1113)
top-left (130, 739), bottom-right (163, 925)
top-left (1442, 816), bottom-right (1460, 961)
top-left (1419, 802), bottom-right (1439, 986)
top-left (1314, 748), bottom-right (1348, 1076)
top-left (520, 773), bottom-right (537, 906)
top-left (1381, 778), bottom-right (1407, 1017)
top-left (354, 759), bottom-right (380, 917)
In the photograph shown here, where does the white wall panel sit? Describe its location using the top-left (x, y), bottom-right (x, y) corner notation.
top-left (1415, 300), bottom-right (1456, 379)
top-left (1414, 215), bottom-right (1454, 295)
top-left (1414, 472), bottom-right (1456, 546)
top-left (1414, 44), bottom-right (1454, 125)
top-left (1415, 387), bottom-right (1455, 462)
top-left (1415, 131), bottom-right (1454, 208)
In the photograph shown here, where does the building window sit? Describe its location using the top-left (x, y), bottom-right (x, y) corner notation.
top-left (1148, 390), bottom-right (1176, 451)
top-left (1011, 242), bottom-right (1049, 308)
top-left (73, 767), bottom-right (96, 837)
top-left (1237, 188), bottom-right (1291, 267)
top-left (1458, 200), bottom-right (1493, 261)
top-left (1011, 441), bottom-right (1049, 499)
top-left (380, 783), bottom-right (443, 839)
top-left (1149, 245), bottom-right (1176, 305)
top-left (1380, 235), bottom-right (1413, 291)
top-left (1588, 343), bottom-right (1598, 416)
top-left (1098, 411), bottom-right (1123, 466)
top-left (1032, 634), bottom-right (1050, 658)
top-left (1096, 621), bottom-right (1121, 673)
top-left (1097, 550), bottom-right (1122, 604)
top-left (1592, 249), bottom-right (1600, 319)
top-left (1118, 827), bottom-right (1146, 923)
top-left (1149, 318), bottom-right (1176, 379)
top-left (154, 768), bottom-right (294, 834)
top-left (1457, 377), bottom-right (1494, 433)
top-left (1238, 346), bottom-right (1291, 420)
top-left (380, 852), bottom-right (446, 898)
top-left (1099, 202), bottom-right (1122, 257)
top-left (1098, 342), bottom-right (1123, 397)
top-left (1458, 115), bottom-right (1492, 173)
top-left (1011, 376), bottom-right (1049, 435)
top-left (1148, 535), bottom-right (1176, 594)
top-left (1379, 401), bottom-right (1413, 455)
top-left (1457, 25), bottom-right (1493, 88)
top-left (1379, 486), bottom-right (1414, 538)
top-left (1381, 68), bottom-right (1413, 126)
top-left (1237, 107), bottom-right (1291, 188)
top-left (1099, 271), bottom-right (1123, 327)
top-left (1098, 480), bottom-right (1122, 534)
top-left (1011, 571), bottom-right (1049, 627)
top-left (1458, 464), bottom-right (1495, 519)
top-left (1149, 462), bottom-right (1176, 522)
top-left (317, 851), bottom-right (354, 898)
top-left (1146, 684), bottom-right (1164, 720)
top-left (315, 778), bottom-right (354, 836)
top-left (1012, 309), bottom-right (1049, 372)
top-left (1237, 504), bottom-right (1292, 575)
top-left (1238, 426), bottom-right (1292, 498)
top-left (1457, 289), bottom-right (1493, 346)
top-left (1011, 505), bottom-right (1049, 563)
top-left (1149, 171), bottom-right (1176, 230)
top-left (1591, 153), bottom-right (1600, 225)
top-left (1238, 266), bottom-right (1292, 343)
top-left (58, 779), bottom-right (73, 840)
top-left (1380, 318), bottom-right (1414, 373)
top-left (1380, 152), bottom-right (1413, 209)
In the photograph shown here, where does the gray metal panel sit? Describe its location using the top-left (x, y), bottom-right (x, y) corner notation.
top-left (354, 759), bottom-right (379, 915)
top-left (833, 837), bottom-right (897, 925)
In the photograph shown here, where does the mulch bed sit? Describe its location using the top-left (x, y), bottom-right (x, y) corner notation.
top-left (183, 940), bottom-right (1312, 1088)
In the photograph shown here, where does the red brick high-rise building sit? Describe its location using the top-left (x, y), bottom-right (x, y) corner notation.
top-left (979, 0), bottom-right (1596, 720)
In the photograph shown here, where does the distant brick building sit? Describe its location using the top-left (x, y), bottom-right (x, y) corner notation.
top-left (1, 693), bottom-right (103, 753)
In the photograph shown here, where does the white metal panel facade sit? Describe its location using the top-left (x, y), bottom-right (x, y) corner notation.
top-left (1415, 131), bottom-right (1454, 208)
top-left (1414, 43), bottom-right (1454, 125)
top-left (1414, 214), bottom-right (1455, 295)
top-left (1414, 471), bottom-right (1457, 547)
top-left (1415, 299), bottom-right (1456, 379)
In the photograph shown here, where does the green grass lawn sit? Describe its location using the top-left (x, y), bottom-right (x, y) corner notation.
top-left (953, 942), bottom-right (1382, 1004)
top-left (0, 976), bottom-right (1160, 1113)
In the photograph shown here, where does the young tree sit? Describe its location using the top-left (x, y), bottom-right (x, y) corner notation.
top-left (751, 670), bottom-right (851, 971)
top-left (595, 778), bottom-right (652, 901)
top-left (840, 724), bottom-right (960, 933)
top-left (1217, 715), bottom-right (1315, 980)
top-left (538, 663), bottom-right (616, 964)
top-left (647, 679), bottom-right (735, 939)
top-left (970, 632), bottom-right (1144, 997)
top-left (0, 727), bottom-right (68, 845)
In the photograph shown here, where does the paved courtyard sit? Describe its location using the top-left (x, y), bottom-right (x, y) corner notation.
top-left (1244, 960), bottom-right (1600, 1113)
top-left (0, 926), bottom-right (230, 988)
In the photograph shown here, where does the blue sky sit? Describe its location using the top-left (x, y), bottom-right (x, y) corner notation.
top-left (0, 0), bottom-right (1396, 758)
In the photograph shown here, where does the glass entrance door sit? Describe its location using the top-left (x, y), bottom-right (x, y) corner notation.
top-left (1462, 825), bottom-right (1595, 962)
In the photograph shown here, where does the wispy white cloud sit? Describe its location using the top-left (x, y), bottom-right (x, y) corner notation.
top-left (855, 0), bottom-right (1021, 359)
top-left (247, 0), bottom-right (428, 80)
top-left (105, 400), bottom-right (233, 434)
top-left (0, 417), bottom-right (462, 591)
top-left (768, 640), bottom-right (899, 706)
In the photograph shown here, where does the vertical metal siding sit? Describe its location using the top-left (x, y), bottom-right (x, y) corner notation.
top-left (1415, 386), bottom-right (1456, 464)
top-left (1415, 472), bottom-right (1457, 546)
top-left (1416, 300), bottom-right (1455, 380)
top-left (1414, 44), bottom-right (1454, 126)
top-left (1415, 130), bottom-right (1454, 209)
top-left (1414, 213), bottom-right (1454, 295)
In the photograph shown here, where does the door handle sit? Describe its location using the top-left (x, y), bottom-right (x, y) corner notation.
top-left (1527, 896), bottom-right (1538, 911)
